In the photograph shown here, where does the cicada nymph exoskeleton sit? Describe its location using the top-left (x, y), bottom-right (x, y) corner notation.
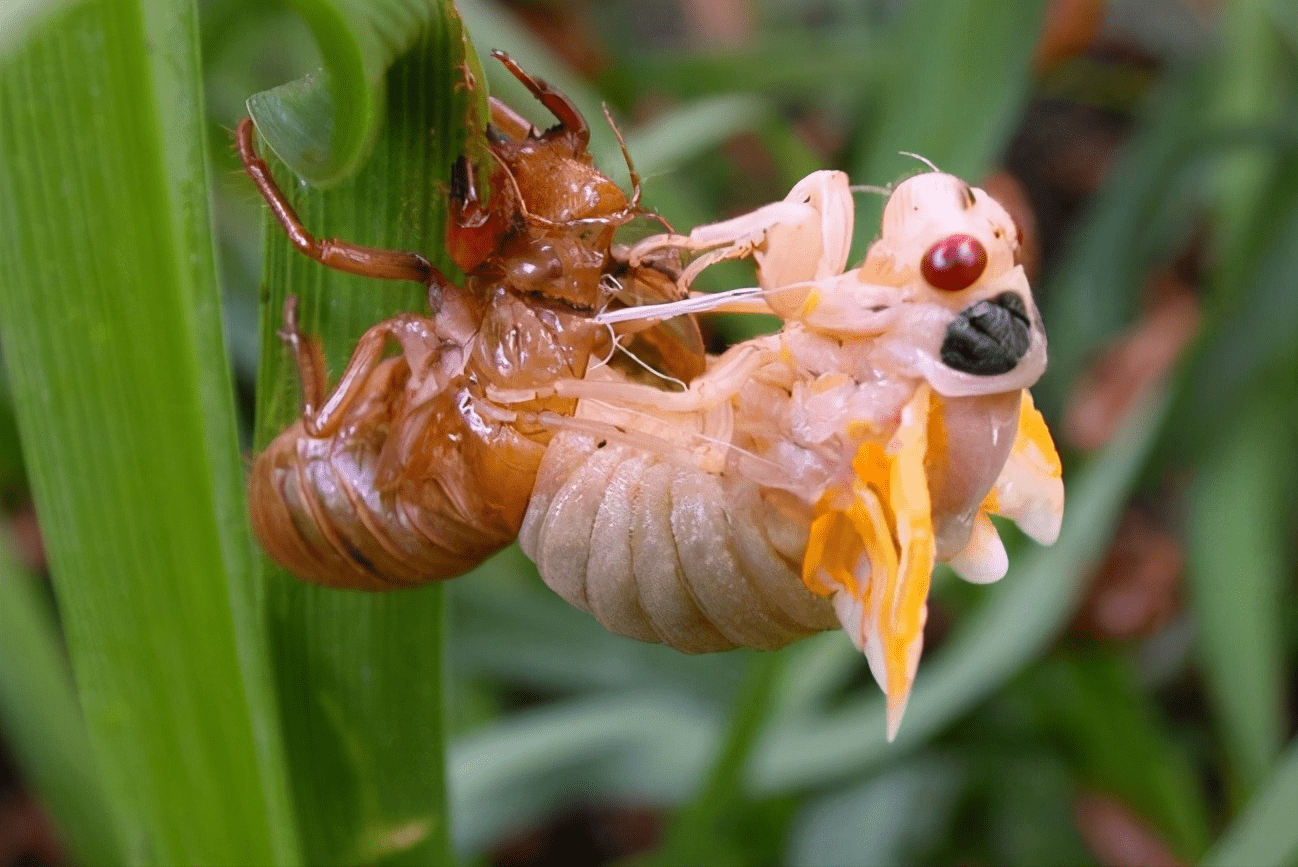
top-left (243, 51), bottom-right (703, 590)
top-left (496, 168), bottom-right (1064, 737)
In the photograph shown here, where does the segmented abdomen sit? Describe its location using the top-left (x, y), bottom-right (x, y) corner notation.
top-left (519, 433), bottom-right (837, 651)
top-left (250, 386), bottom-right (539, 591)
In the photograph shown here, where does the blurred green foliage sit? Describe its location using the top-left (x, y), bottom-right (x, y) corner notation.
top-left (2, 0), bottom-right (1296, 865)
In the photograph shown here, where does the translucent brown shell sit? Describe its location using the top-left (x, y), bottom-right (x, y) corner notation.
top-left (244, 53), bottom-right (703, 589)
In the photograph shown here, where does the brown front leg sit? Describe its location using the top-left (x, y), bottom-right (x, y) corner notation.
top-left (490, 50), bottom-right (589, 146)
top-left (237, 117), bottom-right (441, 285)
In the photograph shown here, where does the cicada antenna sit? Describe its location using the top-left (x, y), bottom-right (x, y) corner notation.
top-left (602, 105), bottom-right (642, 209)
top-left (898, 151), bottom-right (941, 173)
top-left (601, 105), bottom-right (673, 232)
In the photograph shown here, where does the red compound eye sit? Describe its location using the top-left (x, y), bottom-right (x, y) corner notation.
top-left (921, 233), bottom-right (987, 291)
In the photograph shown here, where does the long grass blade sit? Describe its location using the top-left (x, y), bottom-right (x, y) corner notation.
top-left (1186, 395), bottom-right (1289, 798)
top-left (249, 6), bottom-right (484, 862)
top-left (1200, 736), bottom-right (1298, 867)
top-left (1035, 61), bottom-right (1211, 418)
top-left (0, 0), bottom-right (80, 56)
top-left (641, 652), bottom-right (785, 867)
top-left (0, 535), bottom-right (122, 865)
top-left (249, 0), bottom-right (463, 184)
top-left (1030, 652), bottom-right (1211, 859)
top-left (0, 2), bottom-right (298, 863)
top-left (853, 0), bottom-right (1048, 181)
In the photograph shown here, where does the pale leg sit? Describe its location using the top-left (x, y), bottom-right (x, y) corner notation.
top-left (629, 170), bottom-right (855, 290)
top-left (489, 335), bottom-right (780, 415)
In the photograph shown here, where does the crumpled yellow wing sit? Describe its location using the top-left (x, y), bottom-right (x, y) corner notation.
top-left (948, 389), bottom-right (1063, 585)
top-left (981, 390), bottom-right (1064, 546)
top-left (800, 387), bottom-right (1063, 740)
top-left (802, 384), bottom-right (937, 740)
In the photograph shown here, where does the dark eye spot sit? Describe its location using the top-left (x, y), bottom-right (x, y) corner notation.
top-left (921, 234), bottom-right (987, 291)
top-left (940, 292), bottom-right (1031, 375)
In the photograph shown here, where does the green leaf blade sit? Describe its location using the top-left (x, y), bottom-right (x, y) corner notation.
top-left (251, 0), bottom-right (464, 184)
top-left (249, 7), bottom-right (485, 863)
top-left (854, 0), bottom-right (1048, 180)
top-left (1201, 736), bottom-right (1298, 867)
top-left (0, 2), bottom-right (297, 864)
top-left (1186, 396), bottom-right (1289, 799)
top-left (0, 535), bottom-right (123, 866)
top-left (1030, 652), bottom-right (1211, 859)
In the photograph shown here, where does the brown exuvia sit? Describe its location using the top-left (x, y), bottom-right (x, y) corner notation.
top-left (243, 51), bottom-right (702, 589)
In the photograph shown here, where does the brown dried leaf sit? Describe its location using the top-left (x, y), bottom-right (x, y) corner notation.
top-left (1064, 280), bottom-right (1200, 451)
top-left (9, 506), bottom-right (46, 576)
top-left (1074, 790), bottom-right (1185, 867)
top-left (1035, 0), bottom-right (1106, 70)
top-left (0, 792), bottom-right (64, 867)
top-left (681, 0), bottom-right (754, 49)
top-left (502, 0), bottom-right (611, 76)
top-left (1071, 508), bottom-right (1183, 640)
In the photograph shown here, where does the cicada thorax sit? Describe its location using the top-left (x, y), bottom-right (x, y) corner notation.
top-left (451, 126), bottom-right (633, 312)
top-left (725, 326), bottom-right (1026, 558)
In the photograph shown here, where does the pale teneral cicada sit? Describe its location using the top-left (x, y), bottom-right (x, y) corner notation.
top-left (491, 168), bottom-right (1064, 738)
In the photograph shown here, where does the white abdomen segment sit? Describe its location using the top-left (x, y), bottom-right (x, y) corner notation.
top-left (519, 433), bottom-right (837, 652)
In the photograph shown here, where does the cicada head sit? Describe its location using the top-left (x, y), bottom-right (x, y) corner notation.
top-left (461, 51), bottom-right (644, 311)
top-left (873, 171), bottom-right (1020, 285)
top-left (856, 171), bottom-right (1046, 399)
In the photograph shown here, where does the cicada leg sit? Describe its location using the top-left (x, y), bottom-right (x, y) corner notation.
top-left (490, 336), bottom-right (777, 415)
top-left (278, 295), bottom-right (328, 416)
top-left (488, 96), bottom-right (535, 140)
top-left (237, 117), bottom-right (441, 285)
top-left (600, 105), bottom-right (657, 218)
top-left (490, 50), bottom-right (589, 146)
top-left (629, 170), bottom-right (855, 291)
top-left (278, 298), bottom-right (447, 439)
